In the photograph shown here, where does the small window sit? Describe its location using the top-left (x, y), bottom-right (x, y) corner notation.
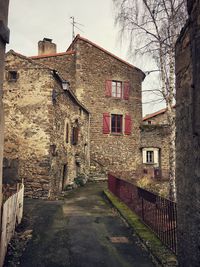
top-left (72, 127), bottom-right (79, 145)
top-left (111, 114), bottom-right (123, 133)
top-left (112, 81), bottom-right (122, 98)
top-left (8, 71), bottom-right (18, 81)
top-left (148, 120), bottom-right (152, 125)
top-left (146, 151), bottom-right (154, 163)
top-left (65, 123), bottom-right (69, 143)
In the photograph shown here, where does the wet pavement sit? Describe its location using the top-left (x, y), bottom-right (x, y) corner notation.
top-left (20, 182), bottom-right (155, 267)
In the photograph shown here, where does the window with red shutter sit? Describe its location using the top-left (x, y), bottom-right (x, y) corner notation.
top-left (103, 113), bottom-right (110, 134)
top-left (124, 81), bottom-right (130, 100)
top-left (111, 114), bottom-right (123, 133)
top-left (125, 115), bottom-right (132, 135)
top-left (105, 80), bottom-right (112, 97)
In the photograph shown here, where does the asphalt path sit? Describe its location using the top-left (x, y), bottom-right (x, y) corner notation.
top-left (20, 182), bottom-right (155, 267)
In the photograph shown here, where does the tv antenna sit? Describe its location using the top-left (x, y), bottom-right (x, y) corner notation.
top-left (70, 16), bottom-right (84, 41)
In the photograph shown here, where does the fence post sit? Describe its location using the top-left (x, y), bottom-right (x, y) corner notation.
top-left (142, 198), bottom-right (144, 220)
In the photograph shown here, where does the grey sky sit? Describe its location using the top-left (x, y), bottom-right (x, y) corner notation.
top-left (7, 0), bottom-right (164, 115)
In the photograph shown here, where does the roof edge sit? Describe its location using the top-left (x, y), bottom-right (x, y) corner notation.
top-left (143, 105), bottom-right (176, 121)
top-left (53, 71), bottom-right (90, 114)
top-left (6, 50), bottom-right (54, 71)
top-left (67, 35), bottom-right (145, 80)
top-left (30, 50), bottom-right (75, 59)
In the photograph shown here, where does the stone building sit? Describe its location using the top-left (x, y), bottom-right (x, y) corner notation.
top-left (31, 36), bottom-right (145, 179)
top-left (141, 108), bottom-right (172, 179)
top-left (0, 0), bottom-right (10, 218)
top-left (176, 0), bottom-right (200, 265)
top-left (3, 50), bottom-right (90, 198)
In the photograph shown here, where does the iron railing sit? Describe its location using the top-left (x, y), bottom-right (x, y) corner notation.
top-left (108, 173), bottom-right (177, 254)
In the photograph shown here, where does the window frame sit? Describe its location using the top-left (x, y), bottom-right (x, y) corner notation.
top-left (72, 126), bottom-right (79, 145)
top-left (111, 81), bottom-right (123, 98)
top-left (111, 114), bottom-right (123, 134)
top-left (7, 70), bottom-right (18, 82)
top-left (146, 150), bottom-right (154, 164)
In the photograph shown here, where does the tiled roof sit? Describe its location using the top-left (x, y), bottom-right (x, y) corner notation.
top-left (67, 34), bottom-right (145, 79)
top-left (143, 106), bottom-right (176, 121)
top-left (30, 50), bottom-right (75, 59)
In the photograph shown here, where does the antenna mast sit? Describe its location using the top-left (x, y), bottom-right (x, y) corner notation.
top-left (70, 16), bottom-right (75, 40)
top-left (70, 16), bottom-right (84, 41)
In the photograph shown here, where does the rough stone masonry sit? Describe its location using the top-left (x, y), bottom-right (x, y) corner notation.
top-left (176, 0), bottom-right (200, 266)
top-left (32, 36), bottom-right (145, 179)
top-left (3, 51), bottom-right (90, 198)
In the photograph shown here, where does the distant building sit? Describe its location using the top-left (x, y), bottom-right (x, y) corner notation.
top-left (31, 36), bottom-right (145, 179)
top-left (141, 107), bottom-right (174, 179)
top-left (3, 51), bottom-right (90, 198)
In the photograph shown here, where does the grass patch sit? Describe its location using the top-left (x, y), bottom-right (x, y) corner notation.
top-left (136, 176), bottom-right (169, 198)
top-left (104, 190), bottom-right (177, 267)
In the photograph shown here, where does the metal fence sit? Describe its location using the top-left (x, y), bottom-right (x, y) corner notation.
top-left (108, 173), bottom-right (177, 254)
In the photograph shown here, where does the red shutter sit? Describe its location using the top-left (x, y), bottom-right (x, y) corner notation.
top-left (125, 115), bottom-right (132, 135)
top-left (124, 81), bottom-right (130, 100)
top-left (103, 113), bottom-right (110, 134)
top-left (105, 80), bottom-right (112, 97)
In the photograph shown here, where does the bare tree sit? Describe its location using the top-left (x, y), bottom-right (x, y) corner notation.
top-left (113, 0), bottom-right (187, 201)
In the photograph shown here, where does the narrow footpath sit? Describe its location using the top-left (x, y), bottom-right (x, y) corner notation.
top-left (19, 182), bottom-right (155, 267)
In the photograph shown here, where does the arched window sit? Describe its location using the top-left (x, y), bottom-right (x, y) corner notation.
top-left (65, 122), bottom-right (69, 144)
top-left (72, 126), bottom-right (79, 145)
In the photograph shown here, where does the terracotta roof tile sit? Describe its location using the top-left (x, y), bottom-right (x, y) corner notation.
top-left (143, 105), bottom-right (176, 121)
top-left (30, 50), bottom-right (75, 59)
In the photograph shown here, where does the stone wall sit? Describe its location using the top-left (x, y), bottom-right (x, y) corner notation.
top-left (176, 0), bottom-right (200, 265)
top-left (31, 36), bottom-right (144, 178)
top-left (73, 37), bottom-right (144, 174)
top-left (144, 112), bottom-right (168, 125)
top-left (31, 51), bottom-right (76, 91)
top-left (141, 124), bottom-right (170, 179)
top-left (48, 76), bottom-right (90, 193)
top-left (3, 52), bottom-right (53, 197)
top-left (3, 51), bottom-right (90, 198)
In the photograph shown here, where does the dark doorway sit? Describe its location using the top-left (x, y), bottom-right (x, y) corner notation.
top-left (61, 164), bottom-right (68, 191)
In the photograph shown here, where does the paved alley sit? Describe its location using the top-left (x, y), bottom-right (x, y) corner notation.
top-left (19, 182), bottom-right (155, 267)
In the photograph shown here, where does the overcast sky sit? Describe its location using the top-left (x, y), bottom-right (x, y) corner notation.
top-left (7, 0), bottom-right (164, 115)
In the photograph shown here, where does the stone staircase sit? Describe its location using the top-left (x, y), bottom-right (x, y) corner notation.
top-left (88, 158), bottom-right (108, 182)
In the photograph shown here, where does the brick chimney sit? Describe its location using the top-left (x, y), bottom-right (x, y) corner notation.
top-left (38, 38), bottom-right (57, 56)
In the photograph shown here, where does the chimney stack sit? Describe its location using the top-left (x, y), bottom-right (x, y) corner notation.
top-left (38, 38), bottom-right (57, 56)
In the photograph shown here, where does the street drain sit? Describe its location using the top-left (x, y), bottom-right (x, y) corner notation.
top-left (109, 236), bottom-right (129, 243)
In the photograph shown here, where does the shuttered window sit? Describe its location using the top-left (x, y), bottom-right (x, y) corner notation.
top-left (111, 114), bottom-right (123, 133)
top-left (124, 115), bottom-right (132, 135)
top-left (103, 113), bottom-right (132, 135)
top-left (142, 148), bottom-right (160, 165)
top-left (105, 80), bottom-right (130, 100)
